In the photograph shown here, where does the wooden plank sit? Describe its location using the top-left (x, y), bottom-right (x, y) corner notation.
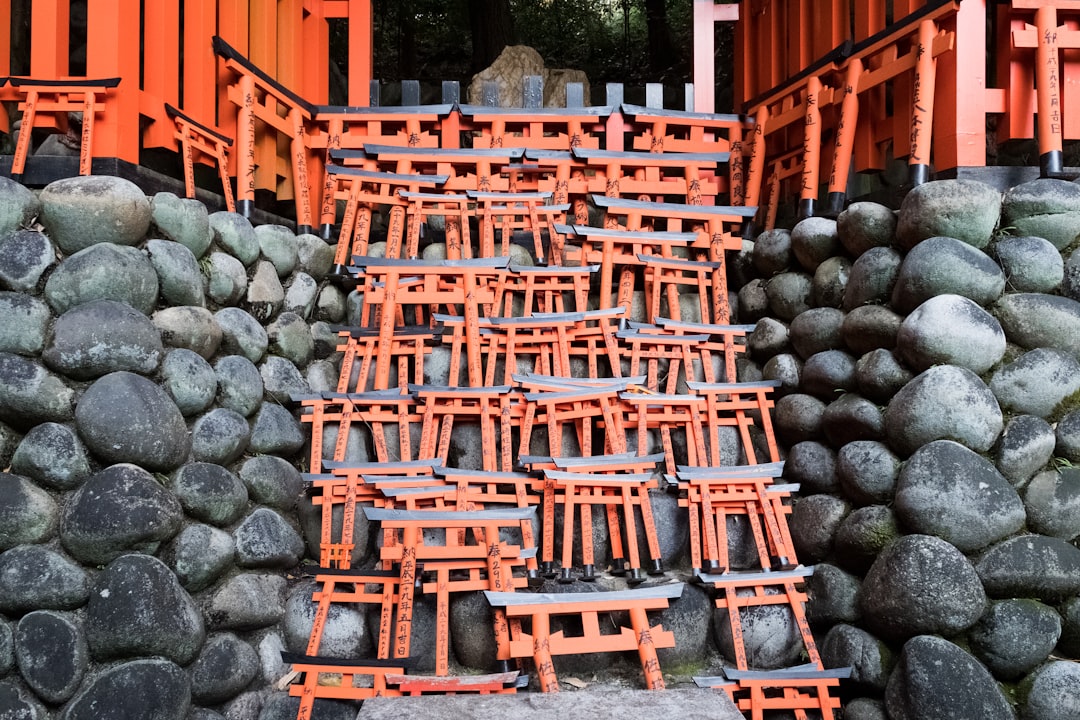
top-left (934, 0), bottom-right (987, 169)
top-left (141, 0), bottom-right (182, 149)
top-left (183, 0), bottom-right (218, 127)
top-left (85, 0), bottom-right (141, 164)
top-left (30, 0), bottom-right (69, 78)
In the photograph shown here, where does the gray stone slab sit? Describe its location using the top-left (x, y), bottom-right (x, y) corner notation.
top-left (357, 688), bottom-right (743, 720)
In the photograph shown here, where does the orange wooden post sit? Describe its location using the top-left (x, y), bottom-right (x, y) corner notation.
top-left (30, 0), bottom-right (69, 78)
top-left (349, 0), bottom-right (374, 106)
top-left (249, 0), bottom-right (278, 195)
top-left (909, 18), bottom-right (939, 186)
top-left (743, 106), bottom-right (768, 237)
top-left (217, 0), bottom-right (250, 177)
top-left (141, 0), bottom-right (182, 150)
top-left (184, 0), bottom-right (218, 127)
top-left (693, 1), bottom-right (741, 113)
top-left (1036, 4), bottom-right (1065, 176)
top-left (798, 76), bottom-right (822, 220)
top-left (85, 0), bottom-right (141, 164)
top-left (935, 0), bottom-right (990, 172)
top-left (9, 87), bottom-right (38, 182)
top-left (236, 73), bottom-right (257, 216)
top-left (825, 58), bottom-right (863, 217)
top-left (0, 1), bottom-right (9, 82)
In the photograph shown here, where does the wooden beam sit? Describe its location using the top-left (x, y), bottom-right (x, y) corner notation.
top-left (30, 0), bottom-right (69, 77)
top-left (85, 0), bottom-right (141, 163)
top-left (935, 0), bottom-right (988, 169)
top-left (348, 0), bottom-right (373, 106)
top-left (141, 0), bottom-right (182, 149)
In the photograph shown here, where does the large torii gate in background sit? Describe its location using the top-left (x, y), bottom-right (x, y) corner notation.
top-left (693, 0), bottom-right (740, 113)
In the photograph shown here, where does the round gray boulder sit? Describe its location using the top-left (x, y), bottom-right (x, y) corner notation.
top-left (44, 299), bottom-right (164, 379)
top-left (0, 545), bottom-right (90, 613)
top-left (854, 349), bottom-right (913, 403)
top-left (1057, 409), bottom-right (1080, 462)
top-left (970, 599), bottom-right (1061, 680)
top-left (14, 610), bottom-right (88, 703)
top-left (190, 408), bottom-right (251, 465)
top-left (215, 307), bottom-right (269, 363)
top-left (0, 177), bottom-right (41, 235)
top-left (0, 292), bottom-right (50, 356)
top-left (233, 508), bottom-right (305, 569)
top-left (1021, 661), bottom-right (1080, 720)
top-left (812, 255), bottom-right (851, 309)
top-left (170, 462), bottom-right (248, 527)
top-left (883, 365), bottom-right (1003, 456)
top-left (160, 348), bottom-right (217, 416)
top-left (782, 441), bottom-right (839, 494)
top-left (296, 234), bottom-right (335, 280)
top-left (85, 554), bottom-right (204, 664)
top-left (995, 235), bottom-right (1064, 293)
top-left (9, 422), bottom-right (91, 490)
top-left (842, 306), bottom-right (903, 357)
top-left (997, 415), bottom-right (1056, 485)
top-left (153, 306), bottom-right (223, 359)
top-left (209, 212), bottom-right (259, 267)
top-left (247, 260), bottom-right (285, 323)
top-left (60, 463), bottom-right (183, 565)
top-left (0, 473), bottom-right (58, 551)
top-left (837, 201), bottom-right (896, 257)
top-left (805, 563), bottom-right (861, 627)
top-left (204, 252), bottom-right (248, 306)
top-left (820, 623), bottom-right (893, 691)
top-left (892, 236), bottom-right (1006, 313)
top-left (254, 225), bottom-right (298, 277)
top-left (897, 294), bottom-right (1006, 374)
top-left (267, 312), bottom-right (314, 368)
top-left (748, 317), bottom-right (790, 360)
top-left (885, 635), bottom-right (1014, 720)
top-left (0, 229), bottom-right (55, 292)
top-left (0, 353), bottom-right (75, 429)
top-left (976, 534), bottom-right (1080, 602)
top-left (238, 455), bottom-right (303, 512)
top-left (761, 353), bottom-right (802, 396)
top-left (765, 271), bottom-right (813, 321)
top-left (990, 348), bottom-right (1080, 418)
top-left (994, 293), bottom-right (1080, 358)
top-left (800, 349), bottom-right (856, 399)
top-left (283, 271), bottom-right (318, 319)
top-left (751, 228), bottom-right (792, 276)
top-left (774, 393), bottom-right (825, 444)
top-left (844, 246), bottom-right (902, 311)
top-left (833, 505), bottom-right (901, 574)
top-left (737, 278), bottom-right (769, 323)
top-left (894, 440), bottom-right (1025, 552)
top-left (62, 658), bottom-right (191, 720)
top-left (163, 523), bottom-right (235, 592)
top-left (896, 179), bottom-right (1002, 250)
top-left (822, 394), bottom-right (884, 447)
top-left (145, 239), bottom-right (205, 307)
top-left (789, 307), bottom-right (845, 359)
top-left (858, 534), bottom-right (987, 641)
top-left (1065, 246), bottom-right (1080, 302)
top-left (150, 192), bottom-right (212, 258)
top-left (714, 601), bottom-right (805, 670)
top-left (189, 633), bottom-right (259, 705)
top-left (284, 580), bottom-right (371, 659)
top-left (45, 243), bottom-right (159, 315)
top-left (837, 440), bottom-right (900, 506)
top-left (75, 371), bottom-right (191, 470)
top-left (1024, 467), bottom-right (1080, 540)
top-left (39, 176), bottom-right (152, 254)
top-left (1002, 178), bottom-right (1080, 249)
top-left (789, 494), bottom-right (849, 562)
top-left (204, 573), bottom-right (287, 631)
top-left (791, 216), bottom-right (839, 271)
top-left (215, 355), bottom-right (264, 417)
top-left (259, 356), bottom-right (309, 403)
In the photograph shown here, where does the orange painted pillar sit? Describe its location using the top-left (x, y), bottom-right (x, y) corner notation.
top-left (249, 0), bottom-right (278, 195)
top-left (693, 1), bottom-right (740, 113)
top-left (826, 58), bottom-right (862, 216)
top-left (236, 73), bottom-right (257, 216)
top-left (1036, 5), bottom-right (1064, 176)
top-left (30, 0), bottom-right (69, 78)
top-left (348, 0), bottom-right (373, 106)
top-left (218, 0), bottom-right (250, 177)
top-left (184, 0), bottom-right (218, 126)
top-left (85, 0), bottom-right (141, 164)
top-left (142, 0), bottom-right (182, 149)
top-left (935, 0), bottom-right (988, 173)
top-left (303, 3), bottom-right (330, 104)
top-left (909, 19), bottom-right (938, 187)
top-left (0, 3), bottom-right (11, 134)
top-left (743, 105), bottom-right (768, 238)
top-left (799, 76), bottom-right (822, 219)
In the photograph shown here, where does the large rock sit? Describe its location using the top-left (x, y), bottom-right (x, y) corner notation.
top-left (883, 365), bottom-right (1003, 456)
top-left (841, 305), bottom-right (904, 356)
top-left (284, 272), bottom-right (317, 319)
top-left (782, 441), bottom-right (838, 494)
top-left (805, 563), bottom-right (861, 627)
top-left (761, 348), bottom-right (801, 395)
top-left (163, 523), bottom-right (234, 592)
top-left (39, 176), bottom-right (152, 254)
top-left (896, 179), bottom-right (1002, 250)
top-left (837, 201), bottom-right (896, 257)
top-left (994, 235), bottom-right (1063, 293)
top-left (85, 554), bottom-right (204, 664)
top-left (751, 229), bottom-right (792, 276)
top-left (297, 497), bottom-right (373, 568)
top-left (0, 680), bottom-right (47, 719)
top-left (254, 225), bottom-right (298, 277)
top-left (773, 393), bottom-right (825, 444)
top-left (0, 545), bottom-right (90, 613)
top-left (833, 505), bottom-right (901, 574)
top-left (791, 217), bottom-right (839, 271)
top-left (858, 534), bottom-right (986, 641)
top-left (247, 260), bottom-right (285, 322)
top-left (714, 600), bottom-right (805, 670)
top-left (209, 212), bottom-right (259, 266)
top-left (259, 356), bottom-right (309, 403)
top-left (238, 455), bottom-right (303, 512)
top-left (993, 293), bottom-right (1080, 359)
top-left (43, 300), bottom-right (164, 379)
top-left (189, 633), bottom-right (260, 705)
top-left (145, 239), bottom-right (205, 307)
top-left (60, 463), bottom-right (183, 565)
top-left (190, 408), bottom-right (251, 465)
top-left (896, 295), bottom-right (1005, 374)
top-left (854, 349), bottom-right (913, 403)
top-left (160, 348), bottom-right (217, 416)
top-left (150, 192), bottom-right (213, 258)
top-left (0, 353), bottom-right (75, 429)
top-left (153, 306), bottom-right (223, 359)
top-left (891, 236), bottom-right (1005, 313)
top-left (1021, 661), bottom-right (1080, 720)
top-left (894, 440), bottom-right (1025, 552)
top-left (812, 256), bottom-right (850, 308)
top-left (788, 308), bottom-right (845, 359)
top-left (0, 229), bottom-right (55, 292)
top-left (62, 658), bottom-right (191, 720)
top-left (14, 610), bottom-right (87, 703)
top-left (215, 355), bottom-right (264, 417)
top-left (215, 307), bottom-right (269, 363)
top-left (204, 574), bottom-right (287, 631)
top-left (1002, 178), bottom-right (1080, 249)
top-left (820, 623), bottom-right (893, 691)
top-left (1024, 467), bottom-right (1080, 540)
top-left (267, 312), bottom-right (314, 368)
top-left (204, 251), bottom-right (248, 306)
top-left (789, 494), bottom-right (849, 562)
top-left (0, 177), bottom-right (41, 235)
top-left (0, 473), bottom-right (58, 550)
top-left (844, 246), bottom-right (902, 310)
top-left (975, 534), bottom-right (1080, 602)
top-left (75, 371), bottom-right (191, 470)
top-left (296, 234), bottom-right (334, 280)
top-left (884, 635), bottom-right (1014, 720)
top-left (467, 45), bottom-right (545, 107)
top-left (9, 422), bottom-right (91, 490)
top-left (233, 508), bottom-right (305, 569)
top-left (821, 394), bottom-right (884, 447)
top-left (0, 292), bottom-right (50, 356)
top-left (283, 580), bottom-right (371, 659)
top-left (765, 271), bottom-right (813, 321)
top-left (170, 462), bottom-right (248, 527)
top-left (990, 348), bottom-right (1080, 418)
top-left (969, 599), bottom-right (1061, 680)
top-left (800, 350), bottom-right (856, 399)
top-left (997, 415), bottom-right (1056, 484)
top-left (44, 243), bottom-right (159, 315)
top-left (1058, 409), bottom-right (1080, 462)
top-left (836, 440), bottom-right (900, 506)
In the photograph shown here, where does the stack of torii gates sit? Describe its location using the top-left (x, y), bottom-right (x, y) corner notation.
top-left (285, 110), bottom-right (848, 720)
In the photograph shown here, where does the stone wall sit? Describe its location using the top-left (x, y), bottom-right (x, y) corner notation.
top-left (735, 178), bottom-right (1080, 719)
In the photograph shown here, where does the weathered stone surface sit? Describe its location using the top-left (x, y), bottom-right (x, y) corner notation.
top-left (897, 295), bottom-right (1006, 374)
top-left (751, 229), bottom-right (792, 276)
top-left (40, 176), bottom-right (152, 254)
top-left (883, 365), bottom-right (1003, 456)
top-left (1003, 178), bottom-right (1080, 249)
top-left (160, 349), bottom-right (217, 417)
top-left (895, 440), bottom-right (1025, 552)
top-left (75, 371), bottom-right (191, 470)
top-left (1022, 661), bottom-right (1080, 720)
top-left (0, 353), bottom-right (74, 429)
top-left (774, 393), bottom-right (825, 444)
top-left (283, 273), bottom-right (318, 320)
top-left (267, 312), bottom-right (314, 368)
top-left (0, 473), bottom-right (57, 551)
top-left (44, 300), bottom-right (164, 379)
top-left (0, 619), bottom-right (11, 676)
top-left (86, 554), bottom-right (204, 664)
top-left (1057, 409), bottom-right (1080, 462)
top-left (990, 348), bottom-right (1080, 418)
top-left (820, 623), bottom-right (892, 691)
top-left (189, 633), bottom-right (259, 705)
top-left (844, 247), bottom-right (902, 310)
top-left (837, 440), bottom-right (900, 506)
top-left (163, 523), bottom-right (234, 592)
top-left (812, 256), bottom-right (851, 309)
top-left (15, 610), bottom-right (87, 703)
top-left (204, 252), bottom-right (248, 306)
top-left (306, 359), bottom-right (338, 393)
top-left (314, 284), bottom-right (346, 324)
top-left (976, 534), bottom-right (1080, 602)
top-left (1024, 468), bottom-right (1080, 540)
top-left (800, 349), bottom-right (856, 399)
top-left (0, 545), bottom-right (89, 613)
top-left (298, 498), bottom-right (373, 568)
top-left (209, 212), bottom-right (259, 266)
top-left (153, 306), bottom-right (223, 359)
top-left (791, 217), bottom-right (839, 271)
top-left (284, 580), bottom-right (371, 659)
top-left (0, 178), bottom-right (41, 236)
top-left (884, 635), bottom-right (1014, 720)
top-left (790, 494), bottom-right (849, 562)
top-left (0, 292), bottom-right (49, 356)
top-left (45, 243), bottom-right (159, 315)
top-left (246, 261), bottom-right (285, 323)
top-left (259, 356), bottom-right (309, 403)
top-left (233, 508), bottom-right (304, 569)
top-left (822, 394), bottom-right (884, 447)
top-left (238, 455), bottom-right (303, 512)
top-left (761, 353), bottom-right (801, 396)
top-left (190, 408), bottom-right (251, 465)
top-left (150, 192), bottom-right (213, 258)
top-left (748, 317), bottom-right (789, 360)
top-left (737, 278), bottom-right (769, 324)
top-left (854, 349), bottom-right (913, 403)
top-left (60, 463), bottom-right (183, 565)
top-left (805, 563), bottom-right (861, 627)
top-left (997, 415), bottom-right (1056, 485)
top-left (837, 202), bottom-right (896, 257)
top-left (254, 225), bottom-right (298, 278)
top-left (783, 441), bottom-right (838, 494)
top-left (841, 305), bottom-right (904, 357)
top-left (765, 272), bottom-right (813, 321)
top-left (970, 599), bottom-right (1061, 681)
top-left (714, 601), bottom-right (804, 670)
top-left (215, 307), bottom-right (269, 363)
top-left (171, 462), bottom-right (248, 527)
top-left (994, 293), bottom-right (1080, 358)
top-left (858, 535), bottom-right (987, 641)
top-left (892, 236), bottom-right (1006, 313)
top-left (248, 407), bottom-right (305, 467)
top-left (62, 658), bottom-right (191, 720)
top-left (789, 308), bottom-right (845, 359)
top-left (896, 179), bottom-right (1002, 250)
top-left (0, 424), bottom-right (17, 473)
top-left (0, 678), bottom-right (47, 718)
top-left (215, 355), bottom-right (263, 417)
top-left (205, 574), bottom-right (287, 631)
top-left (295, 234), bottom-right (334, 280)
top-left (9, 422), bottom-right (90, 490)
top-left (995, 235), bottom-right (1063, 293)
top-left (145, 239), bottom-right (205, 307)
top-left (0, 229), bottom-right (54, 293)
top-left (833, 505), bottom-right (900, 575)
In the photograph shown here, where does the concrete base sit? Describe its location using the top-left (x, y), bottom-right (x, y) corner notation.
top-left (357, 687), bottom-right (743, 720)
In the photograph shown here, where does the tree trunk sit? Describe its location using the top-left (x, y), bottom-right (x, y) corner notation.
top-left (469, 0), bottom-right (516, 73)
top-left (644, 0), bottom-right (676, 77)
